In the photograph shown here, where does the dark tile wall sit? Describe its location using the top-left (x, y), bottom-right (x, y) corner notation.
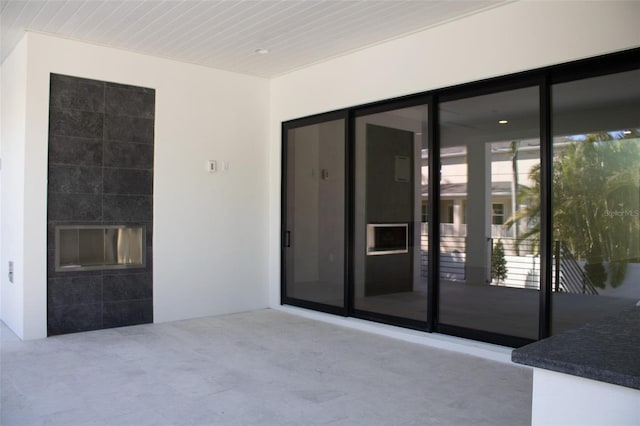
top-left (47, 74), bottom-right (155, 336)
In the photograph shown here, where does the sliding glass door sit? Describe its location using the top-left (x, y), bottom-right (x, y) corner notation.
top-left (282, 115), bottom-right (347, 312)
top-left (551, 69), bottom-right (640, 334)
top-left (280, 49), bottom-right (639, 346)
top-left (353, 104), bottom-right (429, 325)
top-left (438, 86), bottom-right (541, 341)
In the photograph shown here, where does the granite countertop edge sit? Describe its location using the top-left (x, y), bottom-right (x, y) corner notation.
top-left (511, 306), bottom-right (640, 391)
top-left (511, 349), bottom-right (640, 390)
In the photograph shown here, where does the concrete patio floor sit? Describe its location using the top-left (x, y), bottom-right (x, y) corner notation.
top-left (1, 309), bottom-right (532, 425)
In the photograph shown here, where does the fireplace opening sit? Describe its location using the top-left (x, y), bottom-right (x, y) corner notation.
top-left (366, 223), bottom-right (409, 256)
top-left (55, 225), bottom-right (146, 271)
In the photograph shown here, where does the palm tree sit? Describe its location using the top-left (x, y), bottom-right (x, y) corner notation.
top-left (504, 163), bottom-right (540, 254)
top-left (505, 131), bottom-right (640, 288)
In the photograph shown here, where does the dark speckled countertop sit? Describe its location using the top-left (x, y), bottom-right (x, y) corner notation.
top-left (512, 306), bottom-right (640, 390)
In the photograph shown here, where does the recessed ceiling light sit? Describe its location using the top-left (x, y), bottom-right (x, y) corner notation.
top-left (498, 120), bottom-right (508, 124)
top-left (255, 48), bottom-right (269, 55)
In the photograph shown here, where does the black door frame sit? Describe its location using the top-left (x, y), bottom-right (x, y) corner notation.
top-left (350, 95), bottom-right (433, 332)
top-left (281, 110), bottom-right (351, 317)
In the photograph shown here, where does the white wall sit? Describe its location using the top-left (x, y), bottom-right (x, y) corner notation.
top-left (0, 36), bottom-right (28, 337)
top-left (1, 33), bottom-right (271, 339)
top-left (532, 368), bottom-right (640, 426)
top-left (268, 0), bottom-right (640, 306)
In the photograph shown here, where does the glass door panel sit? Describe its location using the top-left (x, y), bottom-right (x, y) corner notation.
top-left (551, 70), bottom-right (640, 334)
top-left (438, 87), bottom-right (540, 340)
top-left (283, 118), bottom-right (345, 308)
top-left (354, 105), bottom-right (429, 323)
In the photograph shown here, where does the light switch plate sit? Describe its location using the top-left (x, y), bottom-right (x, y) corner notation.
top-left (207, 160), bottom-right (217, 173)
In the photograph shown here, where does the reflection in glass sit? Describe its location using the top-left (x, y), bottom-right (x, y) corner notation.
top-left (284, 119), bottom-right (345, 307)
top-left (439, 87), bottom-right (540, 339)
top-left (354, 105), bottom-right (428, 322)
top-left (552, 70), bottom-right (640, 334)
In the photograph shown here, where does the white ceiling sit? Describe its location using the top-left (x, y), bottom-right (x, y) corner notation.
top-left (0, 0), bottom-right (508, 78)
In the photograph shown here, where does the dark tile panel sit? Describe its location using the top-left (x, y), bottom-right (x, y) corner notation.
top-left (104, 115), bottom-right (154, 144)
top-left (103, 300), bottom-right (153, 329)
top-left (49, 109), bottom-right (103, 139)
top-left (47, 248), bottom-right (55, 277)
top-left (47, 75), bottom-right (156, 336)
top-left (47, 303), bottom-right (102, 336)
top-left (102, 195), bottom-right (152, 221)
top-left (105, 86), bottom-right (155, 119)
top-left (48, 136), bottom-right (103, 167)
top-left (48, 276), bottom-right (103, 308)
top-left (103, 273), bottom-right (152, 302)
top-left (50, 75), bottom-right (105, 113)
top-left (105, 81), bottom-right (155, 93)
top-left (47, 193), bottom-right (102, 221)
top-left (103, 168), bottom-right (153, 195)
top-left (145, 246), bottom-right (153, 273)
top-left (145, 223), bottom-right (153, 247)
top-left (104, 142), bottom-right (154, 170)
top-left (51, 74), bottom-right (104, 88)
top-left (48, 226), bottom-right (54, 252)
top-left (49, 165), bottom-right (102, 194)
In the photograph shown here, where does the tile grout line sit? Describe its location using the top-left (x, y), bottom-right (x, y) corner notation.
top-left (101, 81), bottom-right (106, 330)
